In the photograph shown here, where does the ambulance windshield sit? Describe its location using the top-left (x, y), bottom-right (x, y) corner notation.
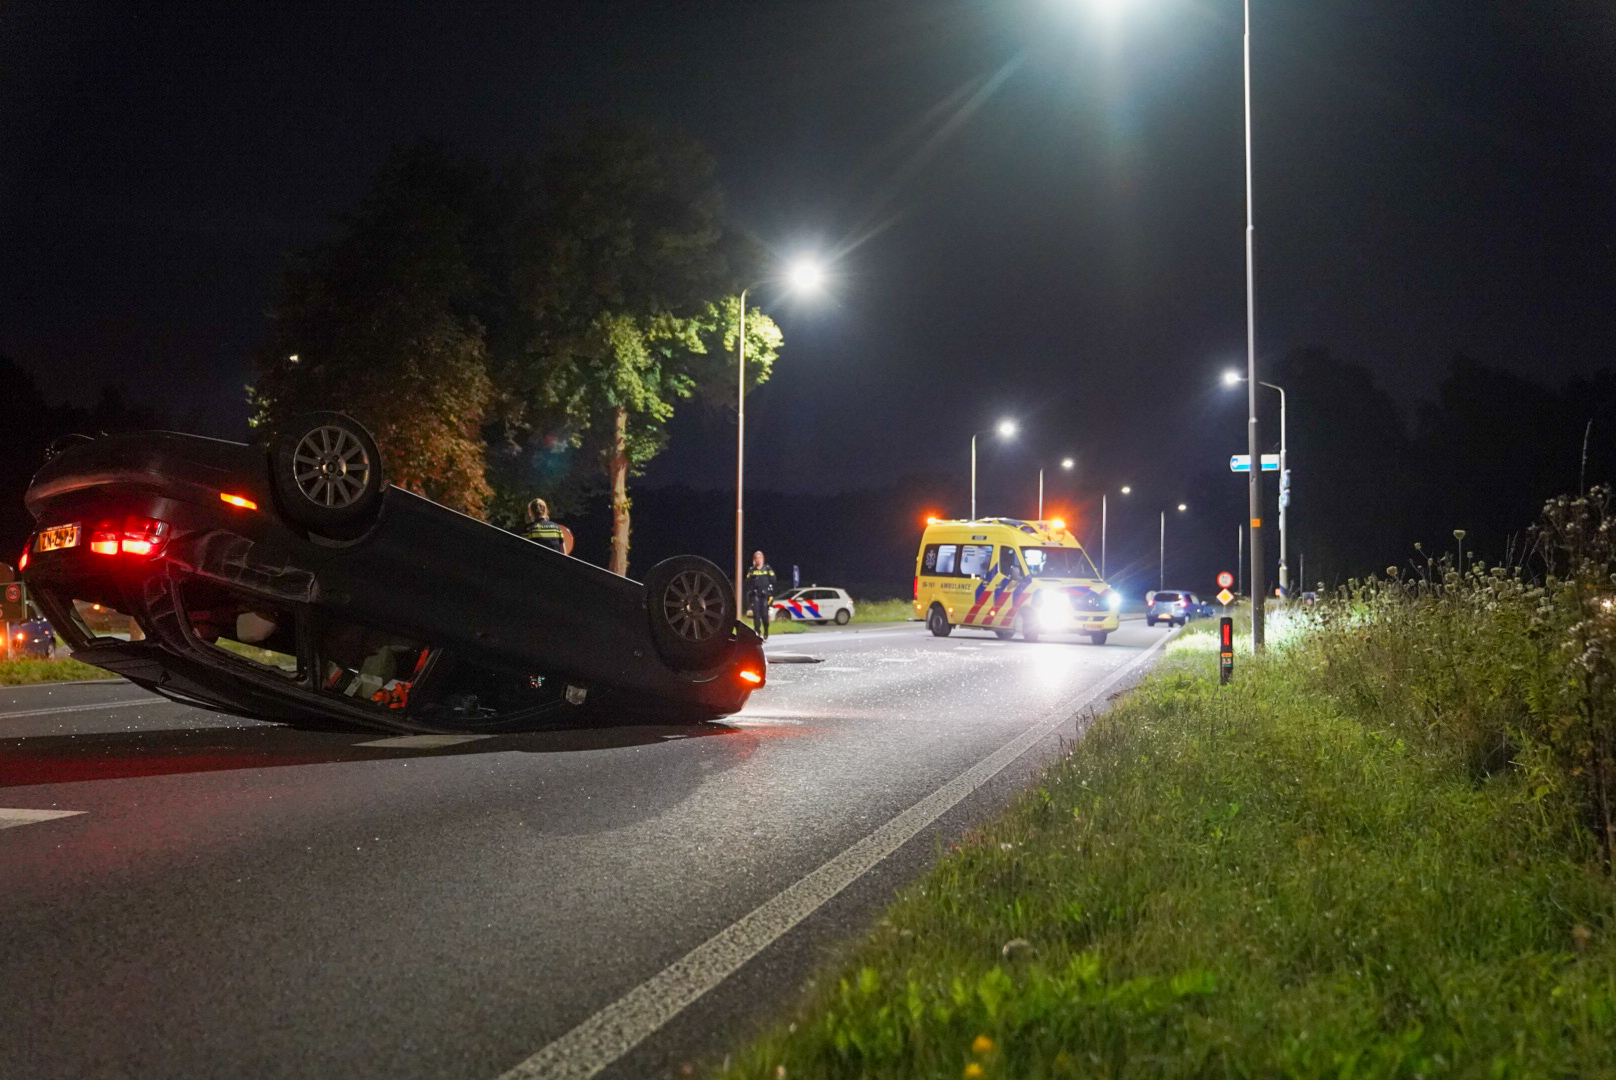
top-left (1021, 546), bottom-right (1099, 579)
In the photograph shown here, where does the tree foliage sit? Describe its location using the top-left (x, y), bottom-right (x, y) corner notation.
top-left (251, 142), bottom-right (495, 516)
top-left (251, 125), bottom-right (781, 573)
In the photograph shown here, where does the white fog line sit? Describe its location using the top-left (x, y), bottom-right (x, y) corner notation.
top-left (876, 657), bottom-right (919, 663)
top-left (0, 808), bottom-right (87, 830)
top-left (496, 628), bottom-right (1177, 1080)
top-left (0, 699), bottom-right (162, 721)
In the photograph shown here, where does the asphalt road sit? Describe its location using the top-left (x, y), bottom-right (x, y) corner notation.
top-left (0, 619), bottom-right (1174, 1080)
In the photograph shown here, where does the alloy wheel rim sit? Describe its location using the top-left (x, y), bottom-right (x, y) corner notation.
top-left (663, 570), bottom-right (726, 642)
top-left (292, 425), bottom-right (372, 509)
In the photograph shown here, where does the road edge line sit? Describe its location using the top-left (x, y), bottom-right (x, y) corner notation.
top-left (497, 630), bottom-right (1179, 1080)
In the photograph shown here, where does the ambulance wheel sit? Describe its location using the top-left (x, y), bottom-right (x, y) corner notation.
top-left (834, 609), bottom-right (851, 625)
top-left (645, 556), bottom-right (734, 671)
top-left (1017, 614), bottom-right (1040, 643)
top-left (926, 605), bottom-right (952, 637)
top-left (1089, 631), bottom-right (1109, 646)
top-left (994, 628), bottom-right (1014, 641)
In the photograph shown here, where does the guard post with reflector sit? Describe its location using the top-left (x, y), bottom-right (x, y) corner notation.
top-left (1219, 616), bottom-right (1234, 685)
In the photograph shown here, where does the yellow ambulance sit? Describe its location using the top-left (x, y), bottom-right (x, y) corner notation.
top-left (912, 518), bottom-right (1121, 644)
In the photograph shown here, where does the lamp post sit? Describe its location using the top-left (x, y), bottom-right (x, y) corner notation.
top-left (971, 419), bottom-right (1018, 520)
top-left (1224, 370), bottom-right (1288, 597)
top-left (1077, 0), bottom-right (1266, 640)
top-left (1160, 503), bottom-right (1186, 591)
top-left (1039, 457), bottom-right (1075, 520)
top-left (1102, 484), bottom-right (1131, 579)
top-left (735, 259), bottom-right (822, 601)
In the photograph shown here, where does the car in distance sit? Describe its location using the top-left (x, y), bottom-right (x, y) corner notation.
top-left (1146, 590), bottom-right (1200, 627)
top-left (20, 413), bottom-right (765, 733)
top-left (771, 586), bottom-right (854, 625)
top-left (8, 616), bottom-right (55, 660)
top-left (913, 518), bottom-right (1120, 644)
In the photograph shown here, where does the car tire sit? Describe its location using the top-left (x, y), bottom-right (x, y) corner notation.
top-left (994, 628), bottom-right (1015, 641)
top-left (927, 605), bottom-right (952, 637)
top-left (1090, 631), bottom-right (1109, 646)
top-left (1018, 614), bottom-right (1040, 643)
top-left (271, 412), bottom-right (385, 538)
top-left (834, 608), bottom-right (851, 625)
top-left (644, 556), bottom-right (735, 671)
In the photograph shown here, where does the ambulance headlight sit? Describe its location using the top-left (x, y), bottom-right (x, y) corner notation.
top-left (1107, 592), bottom-right (1123, 611)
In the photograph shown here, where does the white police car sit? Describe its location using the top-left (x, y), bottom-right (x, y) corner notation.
top-left (771, 586), bottom-right (854, 625)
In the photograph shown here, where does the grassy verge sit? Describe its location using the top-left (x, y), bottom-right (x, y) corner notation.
top-left (0, 656), bottom-right (111, 686)
top-left (718, 605), bottom-right (1616, 1077)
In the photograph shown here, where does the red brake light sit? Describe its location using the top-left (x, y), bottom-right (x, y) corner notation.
top-left (913, 576), bottom-right (919, 600)
top-left (219, 492), bottom-right (258, 510)
top-left (738, 669), bottom-right (763, 685)
top-left (120, 517), bottom-right (170, 558)
top-left (90, 527), bottom-right (119, 556)
top-left (16, 547), bottom-right (26, 572)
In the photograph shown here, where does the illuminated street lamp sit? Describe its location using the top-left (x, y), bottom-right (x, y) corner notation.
top-left (1084, 0), bottom-right (1266, 643)
top-left (735, 259), bottom-right (824, 600)
top-left (1101, 484), bottom-right (1131, 579)
top-left (1224, 369), bottom-right (1288, 596)
top-left (971, 419), bottom-right (1018, 520)
top-left (1038, 457), bottom-right (1075, 520)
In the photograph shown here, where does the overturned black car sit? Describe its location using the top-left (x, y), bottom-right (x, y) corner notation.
top-left (20, 413), bottom-right (763, 733)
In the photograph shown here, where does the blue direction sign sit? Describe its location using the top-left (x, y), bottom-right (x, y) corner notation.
top-left (1229, 454), bottom-right (1280, 473)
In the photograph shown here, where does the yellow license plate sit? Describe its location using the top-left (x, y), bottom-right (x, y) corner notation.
top-left (36, 523), bottom-right (80, 552)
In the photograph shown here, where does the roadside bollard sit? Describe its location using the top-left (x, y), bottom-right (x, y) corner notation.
top-left (1219, 616), bottom-right (1234, 685)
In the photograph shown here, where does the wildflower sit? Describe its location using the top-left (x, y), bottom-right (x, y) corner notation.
top-left (964, 1065), bottom-right (985, 1079)
top-left (973, 1035), bottom-right (996, 1055)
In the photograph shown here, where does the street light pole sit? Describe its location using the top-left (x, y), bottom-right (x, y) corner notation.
top-left (1274, 380), bottom-right (1288, 596)
top-left (734, 286), bottom-right (749, 602)
top-left (1160, 503), bottom-right (1185, 591)
top-left (1038, 457), bottom-right (1075, 521)
top-left (971, 433), bottom-right (979, 520)
top-left (1243, 0), bottom-right (1266, 648)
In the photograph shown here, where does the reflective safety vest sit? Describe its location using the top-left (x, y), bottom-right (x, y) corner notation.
top-left (524, 520), bottom-right (565, 552)
top-left (745, 564), bottom-right (776, 598)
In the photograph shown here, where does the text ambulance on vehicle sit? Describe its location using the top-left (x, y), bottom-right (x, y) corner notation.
top-left (913, 518), bottom-right (1121, 645)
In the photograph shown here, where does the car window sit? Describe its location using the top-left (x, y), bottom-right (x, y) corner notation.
top-left (999, 546), bottom-right (1022, 575)
top-left (319, 618), bottom-right (431, 710)
top-left (1020, 546), bottom-right (1100, 578)
top-left (933, 544), bottom-right (958, 575)
top-left (959, 544), bottom-right (993, 577)
top-left (182, 580), bottom-right (299, 678)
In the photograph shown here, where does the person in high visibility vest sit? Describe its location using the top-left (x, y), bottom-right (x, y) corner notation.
top-left (522, 498), bottom-right (566, 553)
top-left (745, 550), bottom-right (776, 640)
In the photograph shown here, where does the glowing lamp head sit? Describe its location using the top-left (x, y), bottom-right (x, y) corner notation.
top-left (926, 516), bottom-right (940, 525)
top-left (995, 419), bottom-right (1018, 439)
top-left (1120, 485), bottom-right (1132, 495)
top-left (1178, 503), bottom-right (1187, 512)
top-left (1050, 518), bottom-right (1067, 532)
top-left (1222, 369), bottom-right (1244, 387)
top-left (1060, 458), bottom-right (1075, 470)
top-left (787, 259), bottom-right (823, 292)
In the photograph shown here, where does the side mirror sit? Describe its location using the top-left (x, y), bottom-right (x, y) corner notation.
top-left (1005, 562), bottom-right (1024, 580)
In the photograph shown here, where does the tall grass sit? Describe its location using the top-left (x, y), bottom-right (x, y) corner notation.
top-left (714, 495), bottom-right (1616, 1079)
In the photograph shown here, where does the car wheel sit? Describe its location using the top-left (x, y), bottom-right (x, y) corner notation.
top-left (834, 608), bottom-right (851, 625)
top-left (994, 628), bottom-right (1014, 641)
top-left (271, 412), bottom-right (385, 538)
top-left (644, 556), bottom-right (736, 671)
top-left (1017, 614), bottom-right (1040, 643)
top-left (1089, 631), bottom-right (1109, 646)
top-left (926, 605), bottom-right (952, 637)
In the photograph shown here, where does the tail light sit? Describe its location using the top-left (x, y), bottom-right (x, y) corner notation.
top-left (738, 669), bottom-right (763, 685)
top-left (89, 517), bottom-right (171, 559)
top-left (17, 547), bottom-right (27, 572)
top-left (912, 576), bottom-right (919, 600)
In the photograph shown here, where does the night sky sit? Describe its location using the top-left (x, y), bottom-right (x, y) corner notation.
top-left (4, 0), bottom-right (1613, 523)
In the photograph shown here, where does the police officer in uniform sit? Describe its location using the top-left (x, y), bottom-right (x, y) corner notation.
top-left (745, 550), bottom-right (776, 639)
top-left (522, 498), bottom-right (566, 552)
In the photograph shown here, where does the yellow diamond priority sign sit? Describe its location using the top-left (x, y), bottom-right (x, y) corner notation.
top-left (1217, 588), bottom-right (1235, 606)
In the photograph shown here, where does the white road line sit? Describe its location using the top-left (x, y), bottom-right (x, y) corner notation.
top-left (496, 628), bottom-right (1177, 1080)
top-left (356, 734), bottom-right (495, 749)
top-left (815, 666), bottom-right (861, 673)
top-left (0, 698), bottom-right (162, 721)
top-left (877, 657), bottom-right (919, 663)
top-left (0, 808), bottom-right (87, 830)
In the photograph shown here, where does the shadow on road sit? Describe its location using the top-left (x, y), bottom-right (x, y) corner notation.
top-left (0, 718), bottom-right (739, 788)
